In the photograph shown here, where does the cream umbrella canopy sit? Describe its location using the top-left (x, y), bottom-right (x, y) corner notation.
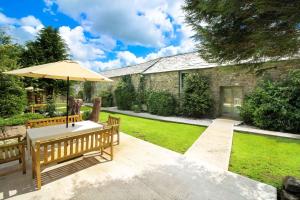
top-left (4, 60), bottom-right (113, 127)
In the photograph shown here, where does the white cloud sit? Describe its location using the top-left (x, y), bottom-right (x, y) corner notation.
top-left (50, 0), bottom-right (197, 71)
top-left (91, 51), bottom-right (144, 71)
top-left (0, 12), bottom-right (17, 24)
top-left (117, 51), bottom-right (144, 66)
top-left (59, 26), bottom-right (104, 61)
top-left (52, 0), bottom-right (181, 47)
top-left (96, 42), bottom-right (195, 72)
top-left (82, 59), bottom-right (121, 72)
top-left (43, 0), bottom-right (55, 15)
top-left (89, 35), bottom-right (116, 52)
top-left (143, 7), bottom-right (173, 33)
top-left (1, 1), bottom-right (198, 73)
top-left (0, 13), bottom-right (44, 44)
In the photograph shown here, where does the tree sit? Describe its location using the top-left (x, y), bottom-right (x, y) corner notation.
top-left (0, 31), bottom-right (27, 117)
top-left (182, 74), bottom-right (213, 117)
top-left (183, 0), bottom-right (300, 63)
top-left (20, 26), bottom-right (69, 96)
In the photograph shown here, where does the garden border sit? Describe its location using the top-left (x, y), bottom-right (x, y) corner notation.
top-left (234, 126), bottom-right (300, 140)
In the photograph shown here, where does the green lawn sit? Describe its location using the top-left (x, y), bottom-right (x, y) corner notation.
top-left (56, 105), bottom-right (92, 112)
top-left (99, 111), bottom-right (206, 153)
top-left (229, 132), bottom-right (300, 188)
top-left (55, 103), bottom-right (67, 107)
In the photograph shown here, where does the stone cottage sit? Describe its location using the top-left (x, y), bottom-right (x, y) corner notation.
top-left (97, 52), bottom-right (300, 119)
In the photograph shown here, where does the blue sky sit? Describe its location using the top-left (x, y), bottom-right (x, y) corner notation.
top-left (0, 0), bottom-right (195, 71)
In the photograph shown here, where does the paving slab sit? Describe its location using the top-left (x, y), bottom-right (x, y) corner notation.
top-left (185, 119), bottom-right (237, 170)
top-left (0, 133), bottom-right (276, 200)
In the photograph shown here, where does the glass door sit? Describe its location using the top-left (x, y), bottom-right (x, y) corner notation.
top-left (221, 86), bottom-right (243, 119)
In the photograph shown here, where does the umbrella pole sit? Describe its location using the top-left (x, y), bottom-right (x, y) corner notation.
top-left (66, 76), bottom-right (69, 128)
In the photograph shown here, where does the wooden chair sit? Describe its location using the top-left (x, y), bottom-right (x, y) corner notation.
top-left (26, 115), bottom-right (82, 129)
top-left (0, 135), bottom-right (26, 174)
top-left (31, 126), bottom-right (114, 190)
top-left (100, 115), bottom-right (121, 145)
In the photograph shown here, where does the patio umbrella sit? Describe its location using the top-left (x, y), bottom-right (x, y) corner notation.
top-left (4, 60), bottom-right (113, 127)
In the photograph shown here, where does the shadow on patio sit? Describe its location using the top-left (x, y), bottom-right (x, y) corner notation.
top-left (0, 155), bottom-right (109, 199)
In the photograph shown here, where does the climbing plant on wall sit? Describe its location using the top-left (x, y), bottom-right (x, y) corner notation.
top-left (114, 75), bottom-right (136, 110)
top-left (182, 73), bottom-right (213, 117)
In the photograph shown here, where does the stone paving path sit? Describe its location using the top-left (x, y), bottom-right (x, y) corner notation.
top-left (185, 119), bottom-right (238, 170)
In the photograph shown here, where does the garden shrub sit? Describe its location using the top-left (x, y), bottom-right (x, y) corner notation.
top-left (100, 90), bottom-right (113, 107)
top-left (240, 69), bottom-right (300, 133)
top-left (131, 104), bottom-right (141, 113)
top-left (147, 91), bottom-right (176, 116)
top-left (114, 75), bottom-right (136, 110)
top-left (182, 74), bottom-right (213, 117)
top-left (77, 90), bottom-right (84, 99)
top-left (45, 96), bottom-right (56, 117)
top-left (0, 113), bottom-right (44, 127)
top-left (82, 110), bottom-right (91, 120)
top-left (0, 75), bottom-right (27, 118)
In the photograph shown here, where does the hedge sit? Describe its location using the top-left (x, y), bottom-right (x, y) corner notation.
top-left (240, 69), bottom-right (300, 133)
top-left (147, 91), bottom-right (176, 116)
top-left (0, 113), bottom-right (45, 127)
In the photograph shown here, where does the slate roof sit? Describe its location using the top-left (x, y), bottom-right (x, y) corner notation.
top-left (100, 52), bottom-right (300, 78)
top-left (100, 52), bottom-right (217, 78)
top-left (100, 58), bottom-right (160, 78)
top-left (143, 52), bottom-right (217, 74)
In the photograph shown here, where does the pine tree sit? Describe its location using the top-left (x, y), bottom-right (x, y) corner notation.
top-left (20, 26), bottom-right (69, 96)
top-left (183, 0), bottom-right (300, 63)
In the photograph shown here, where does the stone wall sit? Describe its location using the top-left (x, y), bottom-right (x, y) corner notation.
top-left (144, 71), bottom-right (179, 95)
top-left (167, 59), bottom-right (300, 117)
top-left (94, 74), bottom-right (141, 106)
top-left (95, 59), bottom-right (300, 117)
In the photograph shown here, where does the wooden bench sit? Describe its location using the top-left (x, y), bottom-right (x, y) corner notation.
top-left (26, 115), bottom-right (82, 129)
top-left (31, 126), bottom-right (114, 190)
top-left (100, 115), bottom-right (121, 145)
top-left (0, 135), bottom-right (26, 175)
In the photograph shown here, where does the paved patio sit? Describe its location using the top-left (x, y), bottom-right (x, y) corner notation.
top-left (0, 132), bottom-right (276, 200)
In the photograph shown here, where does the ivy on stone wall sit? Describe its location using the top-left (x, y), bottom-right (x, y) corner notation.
top-left (136, 75), bottom-right (146, 109)
top-left (114, 75), bottom-right (136, 110)
top-left (182, 74), bottom-right (213, 117)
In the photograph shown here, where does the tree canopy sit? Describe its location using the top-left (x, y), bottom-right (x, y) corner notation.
top-left (184, 0), bottom-right (300, 63)
top-left (0, 31), bottom-right (26, 117)
top-left (20, 26), bottom-right (69, 96)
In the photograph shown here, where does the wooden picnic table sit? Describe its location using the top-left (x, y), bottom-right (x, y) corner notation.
top-left (27, 120), bottom-right (103, 146)
top-left (27, 120), bottom-right (114, 189)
